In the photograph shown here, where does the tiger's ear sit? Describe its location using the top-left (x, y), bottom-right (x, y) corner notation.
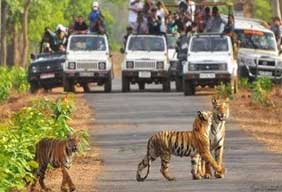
top-left (197, 111), bottom-right (205, 121)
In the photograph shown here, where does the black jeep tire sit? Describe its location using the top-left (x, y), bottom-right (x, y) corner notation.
top-left (175, 76), bottom-right (183, 92)
top-left (63, 75), bottom-right (74, 92)
top-left (104, 76), bottom-right (112, 93)
top-left (122, 75), bottom-right (130, 92)
top-left (162, 79), bottom-right (171, 92)
top-left (83, 83), bottom-right (90, 93)
top-left (30, 82), bottom-right (39, 94)
top-left (138, 82), bottom-right (145, 91)
top-left (184, 80), bottom-right (195, 96)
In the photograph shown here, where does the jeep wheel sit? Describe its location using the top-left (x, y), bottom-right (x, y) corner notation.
top-left (122, 75), bottom-right (130, 92)
top-left (184, 80), bottom-right (194, 96)
top-left (63, 75), bottom-right (74, 92)
top-left (138, 82), bottom-right (145, 91)
top-left (104, 78), bottom-right (112, 93)
top-left (162, 79), bottom-right (171, 92)
top-left (30, 83), bottom-right (39, 94)
top-left (83, 83), bottom-right (90, 93)
top-left (175, 76), bottom-right (183, 92)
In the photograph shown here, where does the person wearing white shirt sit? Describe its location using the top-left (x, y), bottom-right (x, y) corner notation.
top-left (128, 0), bottom-right (144, 30)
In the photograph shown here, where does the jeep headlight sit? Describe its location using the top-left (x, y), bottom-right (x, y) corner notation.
top-left (156, 61), bottom-right (164, 69)
top-left (126, 61), bottom-right (134, 69)
top-left (31, 66), bottom-right (38, 73)
top-left (277, 60), bottom-right (282, 68)
top-left (244, 58), bottom-right (255, 66)
top-left (68, 62), bottom-right (76, 69)
top-left (218, 63), bottom-right (227, 71)
top-left (189, 63), bottom-right (196, 71)
top-left (98, 62), bottom-right (106, 70)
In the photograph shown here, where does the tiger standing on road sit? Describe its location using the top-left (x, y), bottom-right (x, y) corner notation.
top-left (136, 111), bottom-right (225, 181)
top-left (194, 97), bottom-right (229, 179)
top-left (30, 133), bottom-right (80, 192)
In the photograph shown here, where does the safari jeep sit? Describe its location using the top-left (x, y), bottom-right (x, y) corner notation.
top-left (233, 18), bottom-right (282, 82)
top-left (183, 33), bottom-right (238, 96)
top-left (64, 34), bottom-right (112, 92)
top-left (121, 34), bottom-right (170, 92)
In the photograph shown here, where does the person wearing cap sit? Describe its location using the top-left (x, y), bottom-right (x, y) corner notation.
top-left (123, 26), bottom-right (133, 49)
top-left (45, 24), bottom-right (68, 52)
top-left (89, 1), bottom-right (101, 33)
top-left (205, 6), bottom-right (226, 33)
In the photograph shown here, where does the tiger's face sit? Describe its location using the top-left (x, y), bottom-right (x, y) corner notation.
top-left (212, 98), bottom-right (230, 121)
top-left (194, 111), bottom-right (213, 133)
top-left (66, 134), bottom-right (80, 153)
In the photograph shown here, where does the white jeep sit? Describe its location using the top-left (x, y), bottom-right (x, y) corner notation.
top-left (233, 18), bottom-right (282, 82)
top-left (183, 33), bottom-right (238, 96)
top-left (64, 34), bottom-right (112, 92)
top-left (121, 34), bottom-right (170, 92)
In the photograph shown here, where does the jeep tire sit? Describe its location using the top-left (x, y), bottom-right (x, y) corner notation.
top-left (122, 75), bottom-right (130, 92)
top-left (184, 80), bottom-right (195, 96)
top-left (30, 82), bottom-right (39, 94)
top-left (175, 76), bottom-right (183, 92)
top-left (63, 75), bottom-right (74, 92)
top-left (162, 79), bottom-right (171, 92)
top-left (104, 76), bottom-right (112, 93)
top-left (138, 82), bottom-right (145, 91)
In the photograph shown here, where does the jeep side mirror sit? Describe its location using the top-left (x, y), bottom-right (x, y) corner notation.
top-left (120, 48), bottom-right (125, 54)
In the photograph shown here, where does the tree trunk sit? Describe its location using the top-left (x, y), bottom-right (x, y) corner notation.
top-left (12, 26), bottom-right (21, 66)
top-left (241, 0), bottom-right (253, 18)
top-left (272, 0), bottom-right (281, 18)
top-left (21, 0), bottom-right (31, 68)
top-left (1, 1), bottom-right (8, 66)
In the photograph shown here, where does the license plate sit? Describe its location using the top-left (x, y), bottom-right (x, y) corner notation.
top-left (258, 71), bottom-right (272, 76)
top-left (139, 71), bottom-right (151, 78)
top-left (200, 73), bottom-right (216, 79)
top-left (80, 72), bottom-right (94, 77)
top-left (40, 73), bottom-right (55, 79)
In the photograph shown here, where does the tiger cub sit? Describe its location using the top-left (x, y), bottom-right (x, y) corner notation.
top-left (136, 111), bottom-right (225, 181)
top-left (30, 133), bottom-right (80, 192)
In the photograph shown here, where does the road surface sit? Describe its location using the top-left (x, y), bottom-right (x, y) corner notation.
top-left (85, 80), bottom-right (282, 192)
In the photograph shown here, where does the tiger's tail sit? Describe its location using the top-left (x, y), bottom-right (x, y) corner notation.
top-left (136, 137), bottom-right (153, 182)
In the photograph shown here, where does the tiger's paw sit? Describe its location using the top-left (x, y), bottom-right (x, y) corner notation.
top-left (215, 172), bottom-right (225, 179)
top-left (161, 170), bottom-right (175, 181)
top-left (204, 173), bottom-right (212, 179)
top-left (192, 174), bottom-right (202, 180)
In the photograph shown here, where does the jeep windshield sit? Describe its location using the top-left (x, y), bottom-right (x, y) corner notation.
top-left (69, 36), bottom-right (106, 51)
top-left (127, 36), bottom-right (165, 52)
top-left (234, 29), bottom-right (276, 51)
top-left (190, 36), bottom-right (229, 52)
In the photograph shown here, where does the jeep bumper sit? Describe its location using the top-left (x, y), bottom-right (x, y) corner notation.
top-left (183, 73), bottom-right (232, 86)
top-left (64, 71), bottom-right (111, 84)
top-left (122, 70), bottom-right (170, 83)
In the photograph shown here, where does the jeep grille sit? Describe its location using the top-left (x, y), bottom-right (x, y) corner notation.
top-left (258, 59), bottom-right (275, 67)
top-left (189, 63), bottom-right (227, 71)
top-left (77, 62), bottom-right (98, 70)
top-left (134, 60), bottom-right (156, 69)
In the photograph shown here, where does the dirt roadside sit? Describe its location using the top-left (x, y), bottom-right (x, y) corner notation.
top-left (231, 87), bottom-right (282, 153)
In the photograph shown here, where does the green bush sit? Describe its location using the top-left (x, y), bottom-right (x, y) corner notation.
top-left (239, 78), bottom-right (251, 89)
top-left (0, 67), bottom-right (29, 103)
top-left (215, 82), bottom-right (233, 99)
top-left (251, 77), bottom-right (272, 105)
top-left (0, 95), bottom-right (88, 191)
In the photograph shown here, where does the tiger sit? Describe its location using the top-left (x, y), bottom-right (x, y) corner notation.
top-left (30, 133), bottom-right (80, 192)
top-left (136, 111), bottom-right (225, 182)
top-left (193, 97), bottom-right (230, 179)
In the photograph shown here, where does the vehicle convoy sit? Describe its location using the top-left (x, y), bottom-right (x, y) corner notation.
top-left (28, 53), bottom-right (65, 93)
top-left (233, 18), bottom-right (282, 82)
top-left (121, 34), bottom-right (171, 92)
top-left (63, 34), bottom-right (112, 92)
top-left (182, 33), bottom-right (238, 96)
top-left (167, 33), bottom-right (183, 91)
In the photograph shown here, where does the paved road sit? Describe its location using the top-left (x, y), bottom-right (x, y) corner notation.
top-left (85, 80), bottom-right (282, 192)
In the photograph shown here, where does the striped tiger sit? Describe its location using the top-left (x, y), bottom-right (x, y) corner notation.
top-left (30, 133), bottom-right (80, 192)
top-left (195, 97), bottom-right (230, 179)
top-left (136, 111), bottom-right (225, 181)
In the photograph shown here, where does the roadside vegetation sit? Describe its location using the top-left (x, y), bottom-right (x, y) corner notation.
top-left (0, 95), bottom-right (89, 191)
